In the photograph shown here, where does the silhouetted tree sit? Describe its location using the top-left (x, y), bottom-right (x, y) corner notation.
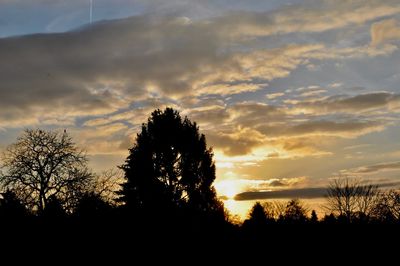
top-left (89, 169), bottom-right (122, 205)
top-left (282, 199), bottom-right (308, 223)
top-left (310, 210), bottom-right (318, 223)
top-left (325, 178), bottom-right (380, 222)
top-left (119, 108), bottom-right (223, 218)
top-left (371, 190), bottom-right (400, 223)
top-left (322, 213), bottom-right (336, 224)
top-left (0, 190), bottom-right (28, 219)
top-left (0, 129), bottom-right (93, 214)
top-left (245, 202), bottom-right (268, 227)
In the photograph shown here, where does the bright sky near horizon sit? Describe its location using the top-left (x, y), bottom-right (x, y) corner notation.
top-left (1, 0), bottom-right (400, 218)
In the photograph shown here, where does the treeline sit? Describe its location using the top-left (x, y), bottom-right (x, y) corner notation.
top-left (0, 108), bottom-right (226, 232)
top-left (243, 183), bottom-right (400, 229)
top-left (0, 108), bottom-right (399, 232)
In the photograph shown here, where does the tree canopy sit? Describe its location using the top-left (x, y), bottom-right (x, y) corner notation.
top-left (0, 129), bottom-right (92, 214)
top-left (119, 108), bottom-right (223, 217)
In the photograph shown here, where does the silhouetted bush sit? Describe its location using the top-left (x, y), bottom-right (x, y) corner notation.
top-left (74, 192), bottom-right (114, 219)
top-left (0, 190), bottom-right (29, 220)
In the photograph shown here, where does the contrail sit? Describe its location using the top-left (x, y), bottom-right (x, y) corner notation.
top-left (90, 0), bottom-right (93, 24)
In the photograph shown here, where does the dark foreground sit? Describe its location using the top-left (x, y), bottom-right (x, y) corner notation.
top-left (1, 216), bottom-right (398, 263)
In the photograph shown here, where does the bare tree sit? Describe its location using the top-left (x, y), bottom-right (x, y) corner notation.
top-left (356, 183), bottom-right (381, 217)
top-left (372, 190), bottom-right (400, 222)
top-left (283, 199), bottom-right (308, 222)
top-left (325, 178), bottom-right (380, 221)
top-left (89, 168), bottom-right (123, 205)
top-left (0, 129), bottom-right (93, 213)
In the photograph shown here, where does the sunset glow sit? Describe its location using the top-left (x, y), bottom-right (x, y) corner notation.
top-left (1, 0), bottom-right (400, 219)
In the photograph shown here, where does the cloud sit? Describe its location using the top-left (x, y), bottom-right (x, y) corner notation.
top-left (299, 89), bottom-right (327, 98)
top-left (73, 122), bottom-right (133, 155)
top-left (184, 104), bottom-right (230, 127)
top-left (195, 83), bottom-right (265, 96)
top-left (215, 0), bottom-right (400, 37)
top-left (1, 2), bottom-right (398, 128)
top-left (258, 120), bottom-right (385, 138)
top-left (234, 187), bottom-right (326, 200)
top-left (83, 99), bottom-right (175, 127)
top-left (269, 180), bottom-right (285, 187)
top-left (182, 93), bottom-right (391, 158)
top-left (206, 127), bottom-right (265, 156)
top-left (234, 179), bottom-right (400, 200)
top-left (345, 161), bottom-right (400, 174)
top-left (266, 92), bottom-right (285, 100)
top-left (293, 92), bottom-right (400, 114)
top-left (273, 137), bottom-right (333, 157)
top-left (371, 19), bottom-right (400, 46)
top-left (1, 0), bottom-right (400, 167)
top-left (228, 102), bottom-right (287, 127)
top-left (215, 176), bottom-right (308, 198)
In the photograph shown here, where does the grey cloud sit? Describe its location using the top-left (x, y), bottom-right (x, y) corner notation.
top-left (296, 92), bottom-right (400, 114)
top-left (234, 180), bottom-right (400, 200)
top-left (213, 0), bottom-right (400, 38)
top-left (1, 1), bottom-right (399, 128)
top-left (227, 99), bottom-right (388, 138)
top-left (186, 97), bottom-right (388, 157)
top-left (186, 106), bottom-right (230, 126)
top-left (234, 187), bottom-right (327, 200)
top-left (228, 102), bottom-right (287, 127)
top-left (349, 86), bottom-right (366, 91)
top-left (269, 180), bottom-right (286, 187)
top-left (258, 120), bottom-right (385, 138)
top-left (0, 15), bottom-right (224, 126)
top-left (348, 161), bottom-right (400, 174)
top-left (206, 128), bottom-right (264, 156)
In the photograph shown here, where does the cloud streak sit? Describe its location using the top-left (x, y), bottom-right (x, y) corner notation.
top-left (234, 181), bottom-right (400, 200)
top-left (345, 161), bottom-right (400, 174)
top-left (234, 187), bottom-right (326, 200)
top-left (293, 92), bottom-right (400, 114)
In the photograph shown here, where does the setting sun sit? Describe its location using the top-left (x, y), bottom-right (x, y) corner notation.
top-left (215, 180), bottom-right (242, 199)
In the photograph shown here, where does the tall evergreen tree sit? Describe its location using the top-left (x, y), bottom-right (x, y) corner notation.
top-left (120, 108), bottom-right (223, 217)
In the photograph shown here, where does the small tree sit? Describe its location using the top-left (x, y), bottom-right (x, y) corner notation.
top-left (0, 129), bottom-right (93, 214)
top-left (283, 199), bottom-right (308, 223)
top-left (310, 210), bottom-right (318, 223)
top-left (247, 202), bottom-right (268, 225)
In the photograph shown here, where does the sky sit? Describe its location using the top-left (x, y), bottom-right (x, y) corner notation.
top-left (1, 0), bottom-right (400, 218)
